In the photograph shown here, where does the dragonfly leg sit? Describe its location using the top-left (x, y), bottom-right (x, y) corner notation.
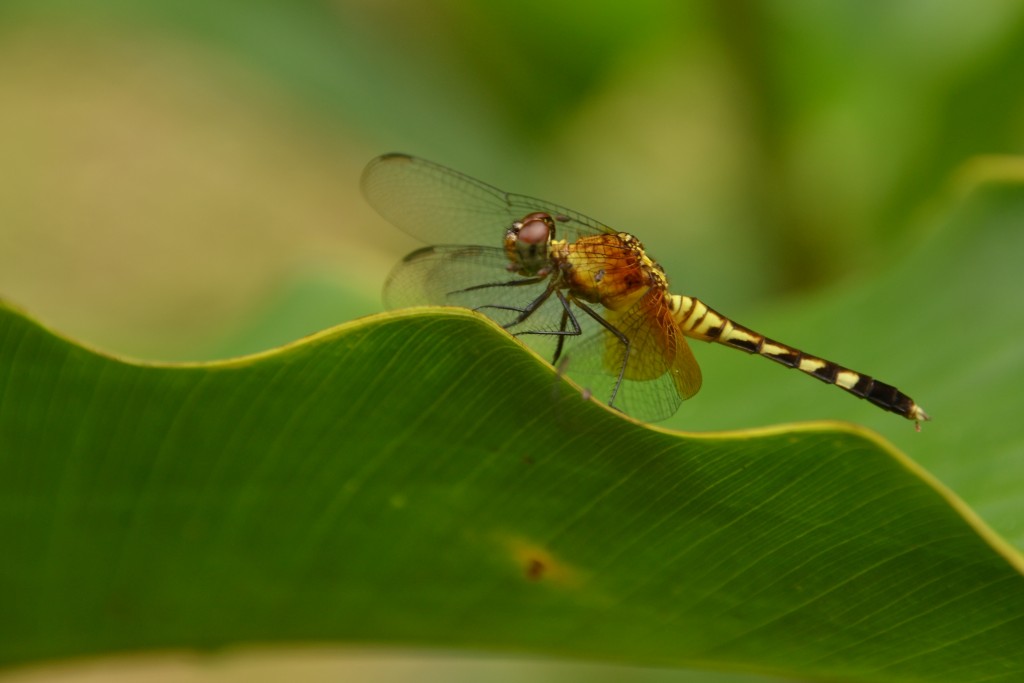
top-left (493, 285), bottom-right (556, 328)
top-left (446, 274), bottom-right (548, 325)
top-left (449, 276), bottom-right (546, 295)
top-left (571, 299), bottom-right (630, 410)
top-left (551, 299), bottom-right (571, 365)
top-left (513, 289), bottom-right (582, 342)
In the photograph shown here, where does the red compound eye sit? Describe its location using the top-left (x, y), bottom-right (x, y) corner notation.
top-left (518, 213), bottom-right (552, 244)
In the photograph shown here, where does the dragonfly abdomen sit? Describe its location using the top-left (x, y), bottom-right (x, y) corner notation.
top-left (668, 294), bottom-right (929, 422)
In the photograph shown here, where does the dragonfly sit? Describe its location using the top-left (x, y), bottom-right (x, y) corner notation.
top-left (362, 153), bottom-right (929, 425)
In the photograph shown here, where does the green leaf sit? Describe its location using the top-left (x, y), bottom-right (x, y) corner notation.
top-left (2, 167), bottom-right (1024, 682)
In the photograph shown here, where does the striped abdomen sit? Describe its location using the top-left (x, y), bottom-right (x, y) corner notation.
top-left (668, 294), bottom-right (929, 423)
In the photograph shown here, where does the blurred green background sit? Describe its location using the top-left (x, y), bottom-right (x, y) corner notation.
top-left (1, 1), bottom-right (1022, 681)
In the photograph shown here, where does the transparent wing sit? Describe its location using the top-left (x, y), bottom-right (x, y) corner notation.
top-left (612, 289), bottom-right (702, 402)
top-left (562, 290), bottom-right (703, 422)
top-left (362, 153), bottom-right (617, 246)
top-left (384, 245), bottom-right (551, 318)
top-left (384, 244), bottom-right (576, 362)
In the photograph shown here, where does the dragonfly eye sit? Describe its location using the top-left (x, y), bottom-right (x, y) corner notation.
top-left (517, 212), bottom-right (555, 244)
top-left (505, 212), bottom-right (555, 276)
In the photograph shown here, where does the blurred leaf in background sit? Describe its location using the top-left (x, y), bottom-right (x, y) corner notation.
top-left (2, 0), bottom-right (1021, 360)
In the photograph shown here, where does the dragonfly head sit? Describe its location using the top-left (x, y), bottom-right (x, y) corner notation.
top-left (506, 212), bottom-right (555, 276)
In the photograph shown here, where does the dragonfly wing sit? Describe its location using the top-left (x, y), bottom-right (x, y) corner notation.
top-left (384, 245), bottom-right (507, 309)
top-left (668, 329), bottom-right (703, 401)
top-left (362, 153), bottom-right (616, 246)
top-left (612, 289), bottom-right (702, 417)
top-left (385, 244), bottom-right (572, 359)
top-left (559, 290), bottom-right (702, 422)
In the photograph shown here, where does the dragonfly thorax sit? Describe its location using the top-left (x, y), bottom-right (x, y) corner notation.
top-left (505, 212), bottom-right (557, 276)
top-left (560, 232), bottom-right (667, 312)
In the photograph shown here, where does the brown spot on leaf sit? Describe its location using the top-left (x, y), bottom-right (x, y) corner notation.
top-left (526, 558), bottom-right (545, 580)
top-left (501, 535), bottom-right (583, 588)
